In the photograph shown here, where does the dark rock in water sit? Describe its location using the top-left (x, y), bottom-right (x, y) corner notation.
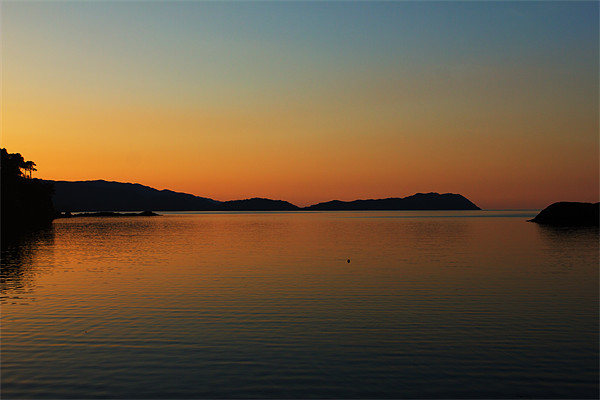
top-left (70, 211), bottom-right (160, 218)
top-left (529, 202), bottom-right (599, 226)
top-left (138, 210), bottom-right (159, 216)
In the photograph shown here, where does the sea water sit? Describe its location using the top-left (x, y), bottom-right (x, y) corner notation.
top-left (1, 211), bottom-right (598, 398)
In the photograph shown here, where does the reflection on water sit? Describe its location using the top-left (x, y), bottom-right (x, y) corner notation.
top-left (1, 226), bottom-right (55, 304)
top-left (536, 225), bottom-right (599, 272)
top-left (1, 212), bottom-right (598, 398)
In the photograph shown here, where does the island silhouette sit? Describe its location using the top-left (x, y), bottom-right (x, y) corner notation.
top-left (49, 179), bottom-right (481, 212)
top-left (305, 193), bottom-right (480, 210)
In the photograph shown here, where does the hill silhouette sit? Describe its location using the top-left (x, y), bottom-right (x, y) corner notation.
top-left (52, 180), bottom-right (220, 212)
top-left (50, 180), bottom-right (298, 212)
top-left (49, 180), bottom-right (480, 212)
top-left (305, 193), bottom-right (480, 210)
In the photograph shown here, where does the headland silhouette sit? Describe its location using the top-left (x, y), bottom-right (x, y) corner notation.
top-left (1, 149), bottom-right (55, 237)
top-left (529, 202), bottom-right (599, 226)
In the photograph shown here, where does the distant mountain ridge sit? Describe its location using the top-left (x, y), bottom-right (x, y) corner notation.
top-left (48, 180), bottom-right (480, 211)
top-left (51, 180), bottom-right (221, 212)
top-left (50, 180), bottom-right (300, 211)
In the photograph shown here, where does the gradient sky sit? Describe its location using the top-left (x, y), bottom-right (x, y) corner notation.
top-left (2, 1), bottom-right (598, 209)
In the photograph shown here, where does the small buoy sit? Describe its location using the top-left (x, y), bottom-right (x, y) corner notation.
top-left (347, 259), bottom-right (350, 263)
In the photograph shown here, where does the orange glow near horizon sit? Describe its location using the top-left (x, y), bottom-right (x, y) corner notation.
top-left (2, 2), bottom-right (598, 209)
top-left (4, 95), bottom-right (597, 209)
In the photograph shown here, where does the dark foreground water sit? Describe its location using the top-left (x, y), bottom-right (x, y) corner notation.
top-left (1, 211), bottom-right (598, 398)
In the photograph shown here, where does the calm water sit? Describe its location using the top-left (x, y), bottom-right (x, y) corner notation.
top-left (1, 211), bottom-right (598, 399)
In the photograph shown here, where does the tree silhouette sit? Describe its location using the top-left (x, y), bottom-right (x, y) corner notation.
top-left (1, 148), bottom-right (25, 180)
top-left (22, 161), bottom-right (37, 179)
top-left (1, 149), bottom-right (38, 179)
top-left (1, 148), bottom-right (55, 234)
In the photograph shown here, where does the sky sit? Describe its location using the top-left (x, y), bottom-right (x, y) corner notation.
top-left (2, 1), bottom-right (598, 209)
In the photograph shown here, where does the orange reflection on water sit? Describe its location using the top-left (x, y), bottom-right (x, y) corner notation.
top-left (1, 212), bottom-right (598, 398)
top-left (5, 212), bottom-right (597, 310)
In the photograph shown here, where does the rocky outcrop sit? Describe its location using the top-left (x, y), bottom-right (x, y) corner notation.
top-left (529, 202), bottom-right (599, 226)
